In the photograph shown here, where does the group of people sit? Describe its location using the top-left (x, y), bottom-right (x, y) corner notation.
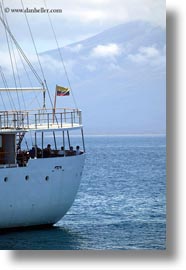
top-left (17, 144), bottom-right (82, 166)
top-left (58, 145), bottom-right (81, 156)
top-left (30, 144), bottom-right (82, 158)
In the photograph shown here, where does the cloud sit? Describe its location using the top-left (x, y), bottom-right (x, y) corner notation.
top-left (59, 0), bottom-right (165, 27)
top-left (91, 43), bottom-right (122, 58)
top-left (0, 0), bottom-right (165, 53)
top-left (65, 43), bottom-right (83, 53)
top-left (128, 46), bottom-right (165, 66)
top-left (138, 47), bottom-right (160, 58)
top-left (0, 48), bottom-right (58, 76)
top-left (86, 64), bottom-right (97, 72)
top-left (108, 63), bottom-right (125, 73)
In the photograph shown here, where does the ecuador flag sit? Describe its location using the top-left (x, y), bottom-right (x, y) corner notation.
top-left (56, 85), bottom-right (70, 96)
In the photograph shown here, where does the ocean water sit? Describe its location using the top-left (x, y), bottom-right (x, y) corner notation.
top-left (0, 135), bottom-right (166, 250)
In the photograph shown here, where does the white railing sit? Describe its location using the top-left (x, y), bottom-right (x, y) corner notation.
top-left (0, 108), bottom-right (82, 131)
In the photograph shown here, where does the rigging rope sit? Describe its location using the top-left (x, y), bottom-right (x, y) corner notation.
top-left (20, 0), bottom-right (54, 110)
top-left (0, 1), bottom-right (43, 113)
top-left (0, 66), bottom-right (15, 111)
top-left (20, 0), bottom-right (45, 83)
top-left (16, 49), bottom-right (42, 109)
top-left (0, 91), bottom-right (6, 110)
top-left (43, 0), bottom-right (78, 109)
top-left (13, 44), bottom-right (42, 111)
top-left (8, 37), bottom-right (27, 111)
top-left (0, 68), bottom-right (7, 111)
top-left (0, 4), bottom-right (17, 111)
top-left (0, 16), bottom-right (44, 86)
top-left (3, 27), bottom-right (21, 111)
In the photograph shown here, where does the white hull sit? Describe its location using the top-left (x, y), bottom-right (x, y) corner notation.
top-left (0, 154), bottom-right (85, 229)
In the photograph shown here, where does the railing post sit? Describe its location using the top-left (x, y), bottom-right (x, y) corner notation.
top-left (53, 131), bottom-right (57, 150)
top-left (64, 109), bottom-right (66, 122)
top-left (38, 109), bottom-right (40, 124)
top-left (35, 114), bottom-right (37, 129)
top-left (79, 111), bottom-right (82, 125)
top-left (47, 113), bottom-right (49, 128)
top-left (41, 131), bottom-right (44, 158)
top-left (71, 112), bottom-right (73, 127)
top-left (16, 112), bottom-right (19, 128)
top-left (13, 113), bottom-right (16, 129)
top-left (27, 112), bottom-right (29, 128)
top-left (60, 113), bottom-right (63, 128)
top-left (6, 112), bottom-right (8, 127)
top-left (67, 130), bottom-right (71, 149)
top-left (22, 113), bottom-right (24, 129)
top-left (63, 130), bottom-right (65, 156)
top-left (81, 128), bottom-right (85, 152)
top-left (3, 112), bottom-right (5, 127)
top-left (73, 110), bottom-right (76, 123)
top-left (34, 132), bottom-right (37, 158)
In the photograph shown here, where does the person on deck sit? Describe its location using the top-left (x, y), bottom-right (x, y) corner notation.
top-left (69, 146), bottom-right (75, 156)
top-left (43, 144), bottom-right (52, 158)
top-left (29, 147), bottom-right (35, 158)
top-left (76, 145), bottom-right (81, 155)
top-left (58, 146), bottom-right (65, 156)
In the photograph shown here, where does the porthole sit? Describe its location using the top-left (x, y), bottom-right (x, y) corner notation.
top-left (4, 177), bottom-right (8, 182)
top-left (25, 175), bottom-right (29, 180)
top-left (45, 176), bottom-right (49, 181)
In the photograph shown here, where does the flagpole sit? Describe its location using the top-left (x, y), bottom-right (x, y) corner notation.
top-left (53, 85), bottom-right (57, 123)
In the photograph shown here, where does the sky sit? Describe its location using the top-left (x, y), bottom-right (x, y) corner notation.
top-left (0, 0), bottom-right (165, 53)
top-left (0, 0), bottom-right (166, 134)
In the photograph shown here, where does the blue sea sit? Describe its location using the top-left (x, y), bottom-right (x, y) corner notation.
top-left (0, 135), bottom-right (166, 250)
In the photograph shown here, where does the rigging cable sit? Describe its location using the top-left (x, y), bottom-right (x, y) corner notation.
top-left (0, 66), bottom-right (15, 111)
top-left (0, 68), bottom-right (7, 111)
top-left (9, 33), bottom-right (27, 111)
top-left (43, 0), bottom-right (78, 109)
top-left (0, 0), bottom-right (44, 108)
top-left (0, 4), bottom-right (17, 111)
top-left (20, 0), bottom-right (54, 110)
top-left (16, 49), bottom-right (42, 109)
top-left (1, 7), bottom-right (22, 111)
top-left (0, 16), bottom-right (44, 86)
top-left (20, 0), bottom-right (45, 81)
top-left (1, 2), bottom-right (31, 147)
top-left (0, 91), bottom-right (6, 111)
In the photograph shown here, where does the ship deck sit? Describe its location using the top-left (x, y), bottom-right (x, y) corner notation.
top-left (0, 108), bottom-right (82, 133)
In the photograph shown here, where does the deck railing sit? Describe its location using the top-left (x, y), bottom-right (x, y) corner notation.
top-left (0, 108), bottom-right (82, 131)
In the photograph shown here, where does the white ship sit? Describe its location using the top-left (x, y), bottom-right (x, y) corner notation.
top-left (0, 2), bottom-right (85, 229)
